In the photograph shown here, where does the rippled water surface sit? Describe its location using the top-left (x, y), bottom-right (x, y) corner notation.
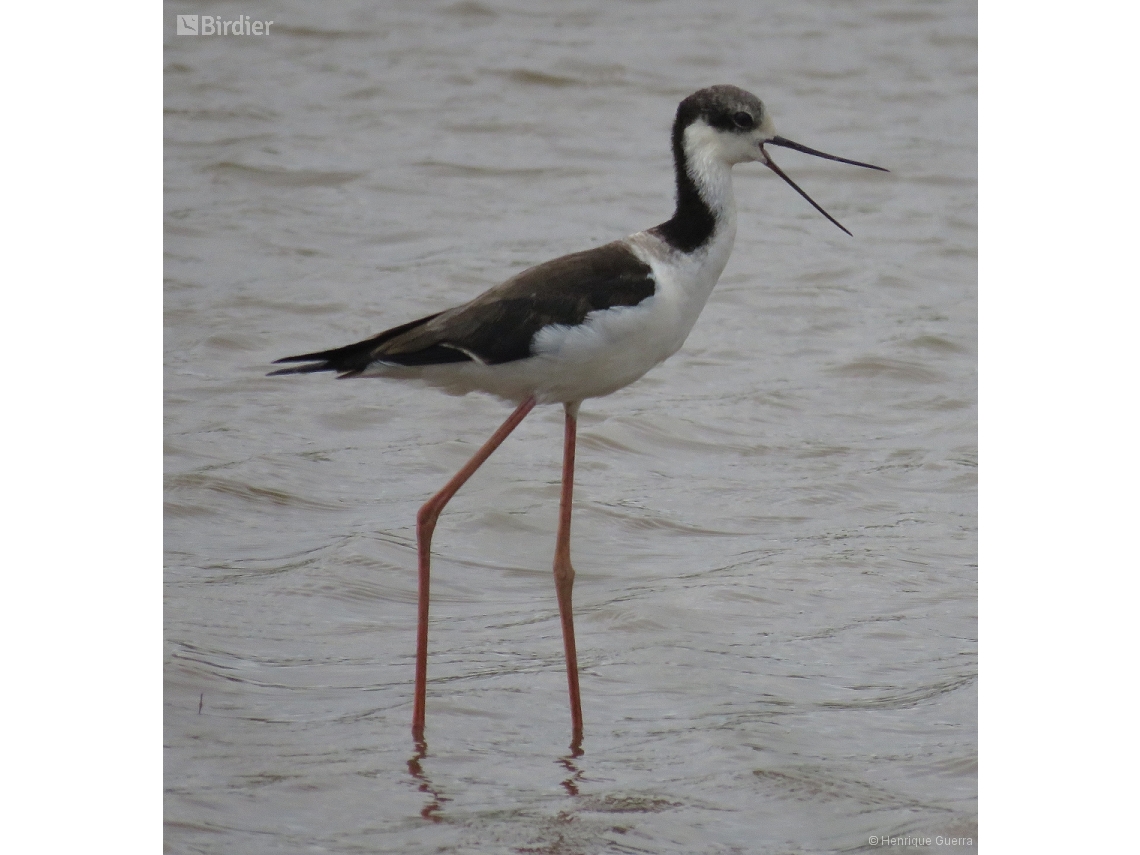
top-left (165, 1), bottom-right (976, 852)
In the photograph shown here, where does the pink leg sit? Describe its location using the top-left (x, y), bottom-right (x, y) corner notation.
top-left (412, 395), bottom-right (537, 739)
top-left (554, 401), bottom-right (584, 747)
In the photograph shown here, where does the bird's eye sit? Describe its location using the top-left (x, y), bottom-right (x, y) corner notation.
top-left (733, 111), bottom-right (754, 129)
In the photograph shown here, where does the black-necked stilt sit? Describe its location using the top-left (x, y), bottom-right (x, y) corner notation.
top-left (272, 85), bottom-right (886, 747)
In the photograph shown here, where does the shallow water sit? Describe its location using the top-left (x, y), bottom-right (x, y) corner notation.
top-left (164, 1), bottom-right (976, 852)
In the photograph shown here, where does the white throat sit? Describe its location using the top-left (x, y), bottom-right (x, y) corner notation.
top-left (681, 122), bottom-right (740, 232)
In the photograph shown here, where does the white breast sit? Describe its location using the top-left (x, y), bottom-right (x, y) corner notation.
top-left (521, 223), bottom-right (737, 403)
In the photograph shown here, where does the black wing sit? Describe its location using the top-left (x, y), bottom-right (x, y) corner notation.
top-left (270, 241), bottom-right (655, 377)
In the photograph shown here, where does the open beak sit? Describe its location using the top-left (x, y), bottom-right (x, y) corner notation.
top-left (761, 135), bottom-right (888, 236)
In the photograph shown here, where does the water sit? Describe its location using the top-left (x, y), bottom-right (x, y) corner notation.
top-left (164, 1), bottom-right (976, 851)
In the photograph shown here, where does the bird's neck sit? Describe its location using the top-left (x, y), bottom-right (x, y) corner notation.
top-left (652, 126), bottom-right (737, 255)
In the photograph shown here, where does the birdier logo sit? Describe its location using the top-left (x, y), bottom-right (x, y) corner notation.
top-left (176, 14), bottom-right (274, 35)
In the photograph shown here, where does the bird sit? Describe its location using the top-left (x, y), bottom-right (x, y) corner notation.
top-left (271, 85), bottom-right (887, 748)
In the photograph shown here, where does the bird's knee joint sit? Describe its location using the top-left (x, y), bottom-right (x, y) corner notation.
top-left (417, 505), bottom-right (438, 537)
top-left (554, 558), bottom-right (575, 587)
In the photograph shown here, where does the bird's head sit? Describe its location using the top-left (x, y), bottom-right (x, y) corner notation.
top-left (674, 85), bottom-right (888, 234)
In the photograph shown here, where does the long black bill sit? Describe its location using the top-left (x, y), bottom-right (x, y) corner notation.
top-left (762, 136), bottom-right (888, 236)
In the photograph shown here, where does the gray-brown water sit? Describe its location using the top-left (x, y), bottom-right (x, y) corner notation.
top-left (164, 1), bottom-right (976, 852)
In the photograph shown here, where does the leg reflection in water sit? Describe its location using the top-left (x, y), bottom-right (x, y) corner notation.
top-left (558, 749), bottom-right (585, 797)
top-left (407, 740), bottom-right (449, 822)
